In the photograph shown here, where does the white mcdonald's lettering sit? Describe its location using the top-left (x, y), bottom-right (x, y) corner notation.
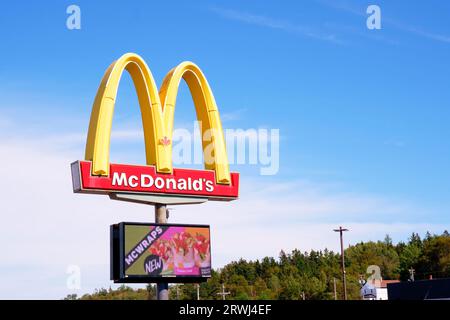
top-left (155, 177), bottom-right (164, 189)
top-left (111, 172), bottom-right (214, 192)
top-left (129, 175), bottom-right (139, 188)
top-left (141, 175), bottom-right (154, 187)
top-left (112, 172), bottom-right (128, 186)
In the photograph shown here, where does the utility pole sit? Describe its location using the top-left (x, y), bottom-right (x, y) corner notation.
top-left (197, 284), bottom-right (200, 300)
top-left (333, 226), bottom-right (349, 300)
top-left (217, 283), bottom-right (230, 300)
top-left (409, 268), bottom-right (415, 282)
top-left (333, 277), bottom-right (337, 300)
top-left (155, 203), bottom-right (169, 300)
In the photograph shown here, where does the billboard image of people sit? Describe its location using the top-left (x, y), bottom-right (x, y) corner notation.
top-left (120, 223), bottom-right (211, 280)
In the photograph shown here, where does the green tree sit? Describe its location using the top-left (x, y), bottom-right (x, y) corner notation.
top-left (398, 243), bottom-right (422, 280)
top-left (69, 231), bottom-right (450, 301)
top-left (416, 233), bottom-right (450, 279)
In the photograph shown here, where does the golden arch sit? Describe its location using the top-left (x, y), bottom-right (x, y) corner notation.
top-left (85, 53), bottom-right (231, 184)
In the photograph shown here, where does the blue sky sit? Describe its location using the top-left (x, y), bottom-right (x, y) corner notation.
top-left (0, 0), bottom-right (450, 298)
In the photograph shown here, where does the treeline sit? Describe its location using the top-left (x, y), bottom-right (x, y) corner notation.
top-left (66, 231), bottom-right (450, 300)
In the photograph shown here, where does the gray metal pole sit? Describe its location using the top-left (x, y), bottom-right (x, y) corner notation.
top-left (155, 203), bottom-right (169, 300)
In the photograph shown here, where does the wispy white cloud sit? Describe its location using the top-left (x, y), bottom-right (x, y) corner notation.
top-left (221, 108), bottom-right (248, 122)
top-left (210, 7), bottom-right (344, 44)
top-left (390, 21), bottom-right (450, 44)
top-left (318, 0), bottom-right (450, 44)
top-left (0, 116), bottom-right (447, 298)
top-left (315, 0), bottom-right (365, 17)
top-left (323, 22), bottom-right (401, 45)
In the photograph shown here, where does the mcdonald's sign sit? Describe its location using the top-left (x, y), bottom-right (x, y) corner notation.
top-left (71, 53), bottom-right (239, 201)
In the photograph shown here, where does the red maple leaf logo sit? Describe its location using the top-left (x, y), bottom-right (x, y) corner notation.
top-left (159, 136), bottom-right (171, 146)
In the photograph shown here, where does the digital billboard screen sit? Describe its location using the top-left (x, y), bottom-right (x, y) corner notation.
top-left (111, 222), bottom-right (211, 283)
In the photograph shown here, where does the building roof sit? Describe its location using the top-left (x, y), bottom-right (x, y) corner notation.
top-left (368, 279), bottom-right (400, 288)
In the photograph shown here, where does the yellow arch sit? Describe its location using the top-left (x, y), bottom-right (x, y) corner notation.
top-left (85, 53), bottom-right (231, 184)
top-left (159, 62), bottom-right (230, 183)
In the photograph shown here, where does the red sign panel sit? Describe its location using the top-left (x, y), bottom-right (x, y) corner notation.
top-left (71, 161), bottom-right (239, 201)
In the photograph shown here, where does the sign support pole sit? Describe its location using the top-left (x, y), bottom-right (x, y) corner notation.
top-left (155, 203), bottom-right (169, 300)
